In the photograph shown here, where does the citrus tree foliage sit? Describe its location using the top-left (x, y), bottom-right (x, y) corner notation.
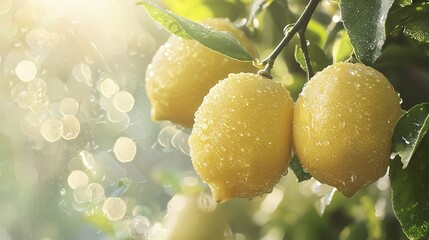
top-left (139, 0), bottom-right (429, 239)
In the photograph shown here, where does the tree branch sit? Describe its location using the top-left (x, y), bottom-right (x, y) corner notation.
top-left (258, 0), bottom-right (321, 79)
top-left (298, 27), bottom-right (314, 80)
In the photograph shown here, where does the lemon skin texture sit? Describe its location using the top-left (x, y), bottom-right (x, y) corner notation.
top-left (293, 62), bottom-right (402, 197)
top-left (145, 18), bottom-right (257, 128)
top-left (165, 194), bottom-right (227, 240)
top-left (189, 73), bottom-right (294, 202)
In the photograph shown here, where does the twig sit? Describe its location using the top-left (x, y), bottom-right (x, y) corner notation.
top-left (258, 0), bottom-right (321, 79)
top-left (298, 27), bottom-right (314, 80)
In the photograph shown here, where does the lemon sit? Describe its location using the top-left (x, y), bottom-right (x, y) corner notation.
top-left (165, 193), bottom-right (227, 240)
top-left (145, 18), bottom-right (257, 128)
top-left (189, 73), bottom-right (294, 202)
top-left (293, 62), bottom-right (402, 197)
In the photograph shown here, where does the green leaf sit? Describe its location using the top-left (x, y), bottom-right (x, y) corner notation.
top-left (294, 43), bottom-right (330, 74)
top-left (163, 0), bottom-right (246, 21)
top-left (374, 43), bottom-right (429, 68)
top-left (340, 0), bottom-right (394, 64)
top-left (332, 30), bottom-right (353, 63)
top-left (361, 196), bottom-right (382, 240)
top-left (395, 0), bottom-right (412, 6)
top-left (306, 20), bottom-right (328, 47)
top-left (386, 2), bottom-right (429, 34)
top-left (138, 1), bottom-right (254, 62)
top-left (403, 15), bottom-right (429, 43)
top-left (339, 222), bottom-right (369, 240)
top-left (390, 136), bottom-right (429, 239)
top-left (85, 208), bottom-right (114, 234)
top-left (391, 103), bottom-right (429, 169)
top-left (289, 155), bottom-right (312, 182)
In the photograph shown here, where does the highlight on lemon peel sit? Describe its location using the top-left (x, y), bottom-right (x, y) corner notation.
top-left (293, 62), bottom-right (402, 197)
top-left (145, 18), bottom-right (257, 128)
top-left (189, 72), bottom-right (294, 202)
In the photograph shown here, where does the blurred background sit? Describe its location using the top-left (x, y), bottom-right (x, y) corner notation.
top-left (0, 0), bottom-right (423, 239)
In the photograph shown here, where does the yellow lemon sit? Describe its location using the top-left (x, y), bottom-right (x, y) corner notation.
top-left (189, 73), bottom-right (294, 202)
top-left (145, 18), bottom-right (257, 128)
top-left (293, 62), bottom-right (402, 197)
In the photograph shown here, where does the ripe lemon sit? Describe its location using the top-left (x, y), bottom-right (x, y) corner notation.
top-left (145, 18), bottom-right (257, 128)
top-left (293, 62), bottom-right (402, 197)
top-left (189, 73), bottom-right (294, 202)
top-left (165, 193), bottom-right (227, 240)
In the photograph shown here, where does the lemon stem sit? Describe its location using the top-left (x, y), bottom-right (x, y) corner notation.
top-left (298, 27), bottom-right (314, 80)
top-left (258, 0), bottom-right (321, 79)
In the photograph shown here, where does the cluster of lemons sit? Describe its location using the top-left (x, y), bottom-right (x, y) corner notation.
top-left (146, 19), bottom-right (402, 204)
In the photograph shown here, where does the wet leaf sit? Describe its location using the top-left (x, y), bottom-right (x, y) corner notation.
top-left (390, 136), bottom-right (429, 239)
top-left (391, 103), bottom-right (429, 168)
top-left (163, 0), bottom-right (247, 21)
top-left (403, 15), bottom-right (429, 43)
top-left (85, 209), bottom-right (114, 234)
top-left (294, 43), bottom-right (330, 74)
top-left (332, 30), bottom-right (353, 63)
top-left (290, 155), bottom-right (312, 182)
top-left (386, 2), bottom-right (429, 34)
top-left (306, 20), bottom-right (328, 47)
top-left (361, 196), bottom-right (382, 239)
top-left (137, 1), bottom-right (254, 62)
top-left (374, 43), bottom-right (429, 68)
top-left (395, 0), bottom-right (412, 6)
top-left (340, 0), bottom-right (394, 64)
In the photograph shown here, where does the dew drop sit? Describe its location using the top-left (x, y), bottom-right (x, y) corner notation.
top-left (353, 82), bottom-right (360, 89)
top-left (40, 118), bottom-right (63, 142)
top-left (15, 60), bottom-right (37, 82)
top-left (113, 137), bottom-right (137, 163)
top-left (61, 115), bottom-right (80, 140)
top-left (113, 91), bottom-right (135, 113)
top-left (87, 182), bottom-right (105, 203)
top-left (103, 197), bottom-right (127, 221)
top-left (60, 97), bottom-right (79, 116)
top-left (402, 136), bottom-right (410, 145)
top-left (67, 170), bottom-right (89, 190)
top-left (99, 78), bottom-right (119, 97)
